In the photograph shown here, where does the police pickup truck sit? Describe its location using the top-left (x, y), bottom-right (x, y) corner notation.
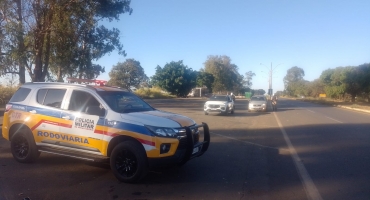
top-left (2, 79), bottom-right (210, 183)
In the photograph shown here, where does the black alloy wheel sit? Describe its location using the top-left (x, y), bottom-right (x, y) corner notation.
top-left (116, 149), bottom-right (137, 178)
top-left (11, 131), bottom-right (40, 163)
top-left (12, 134), bottom-right (29, 159)
top-left (110, 141), bottom-right (148, 183)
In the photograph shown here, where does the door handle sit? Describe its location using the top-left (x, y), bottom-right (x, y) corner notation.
top-left (62, 116), bottom-right (70, 120)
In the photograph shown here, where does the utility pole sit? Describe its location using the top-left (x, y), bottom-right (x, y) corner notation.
top-left (261, 62), bottom-right (283, 98)
top-left (269, 62), bottom-right (272, 96)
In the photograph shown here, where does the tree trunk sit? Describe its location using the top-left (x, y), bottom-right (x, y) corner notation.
top-left (57, 66), bottom-right (63, 82)
top-left (33, 0), bottom-right (45, 82)
top-left (43, 10), bottom-right (53, 81)
top-left (15, 0), bottom-right (26, 84)
top-left (351, 94), bottom-right (356, 103)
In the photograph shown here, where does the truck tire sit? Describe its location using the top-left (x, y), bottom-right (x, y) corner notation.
top-left (11, 131), bottom-right (40, 163)
top-left (110, 141), bottom-right (148, 183)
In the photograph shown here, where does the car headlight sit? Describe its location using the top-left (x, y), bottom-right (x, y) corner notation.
top-left (146, 125), bottom-right (186, 138)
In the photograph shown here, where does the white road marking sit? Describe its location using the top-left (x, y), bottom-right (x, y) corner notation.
top-left (273, 112), bottom-right (323, 200)
top-left (325, 116), bottom-right (343, 123)
top-left (306, 109), bottom-right (315, 113)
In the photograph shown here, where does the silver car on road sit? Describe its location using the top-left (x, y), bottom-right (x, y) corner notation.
top-left (248, 95), bottom-right (268, 112)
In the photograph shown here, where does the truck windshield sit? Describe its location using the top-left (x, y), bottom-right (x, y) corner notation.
top-left (97, 91), bottom-right (155, 113)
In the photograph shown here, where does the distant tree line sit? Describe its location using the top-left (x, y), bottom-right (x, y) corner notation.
top-left (116, 56), bottom-right (256, 97)
top-left (283, 63), bottom-right (370, 102)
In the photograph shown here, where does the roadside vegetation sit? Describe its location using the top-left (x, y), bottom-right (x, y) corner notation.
top-left (282, 64), bottom-right (370, 103)
top-left (135, 87), bottom-right (175, 99)
top-left (0, 85), bottom-right (18, 105)
top-left (300, 97), bottom-right (370, 111)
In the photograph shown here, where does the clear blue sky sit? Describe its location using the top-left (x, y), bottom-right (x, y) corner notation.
top-left (95, 0), bottom-right (370, 92)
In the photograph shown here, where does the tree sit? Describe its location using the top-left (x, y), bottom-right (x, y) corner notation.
top-left (232, 71), bottom-right (245, 95)
top-left (320, 67), bottom-right (346, 99)
top-left (244, 71), bottom-right (255, 89)
top-left (108, 59), bottom-right (148, 89)
top-left (0, 0), bottom-right (28, 84)
top-left (253, 89), bottom-right (266, 95)
top-left (0, 0), bottom-right (132, 83)
top-left (283, 66), bottom-right (305, 87)
top-left (343, 66), bottom-right (362, 102)
top-left (318, 64), bottom-right (370, 102)
top-left (196, 71), bottom-right (214, 92)
top-left (307, 79), bottom-right (325, 97)
top-left (151, 61), bottom-right (197, 97)
top-left (275, 90), bottom-right (284, 97)
top-left (283, 66), bottom-right (305, 96)
top-left (287, 80), bottom-right (309, 97)
top-left (358, 63), bottom-right (370, 102)
top-left (203, 55), bottom-right (242, 93)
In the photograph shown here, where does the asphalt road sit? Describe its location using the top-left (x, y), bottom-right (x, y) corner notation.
top-left (0, 98), bottom-right (370, 200)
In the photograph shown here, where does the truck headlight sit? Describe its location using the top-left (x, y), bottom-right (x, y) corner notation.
top-left (146, 125), bottom-right (186, 138)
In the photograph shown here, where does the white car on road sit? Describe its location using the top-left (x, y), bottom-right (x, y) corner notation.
top-left (204, 95), bottom-right (234, 115)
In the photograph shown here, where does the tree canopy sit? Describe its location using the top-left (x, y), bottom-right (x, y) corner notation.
top-left (244, 71), bottom-right (256, 89)
top-left (151, 61), bottom-right (197, 97)
top-left (283, 66), bottom-right (306, 96)
top-left (196, 71), bottom-right (214, 92)
top-left (203, 55), bottom-right (243, 94)
top-left (283, 66), bottom-right (305, 88)
top-left (108, 59), bottom-right (148, 89)
top-left (280, 63), bottom-right (370, 102)
top-left (319, 66), bottom-right (369, 102)
top-left (253, 89), bottom-right (266, 95)
top-left (0, 0), bottom-right (132, 83)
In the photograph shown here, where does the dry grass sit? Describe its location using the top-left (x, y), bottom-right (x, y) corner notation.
top-left (134, 87), bottom-right (175, 99)
top-left (0, 85), bottom-right (18, 104)
top-left (297, 97), bottom-right (370, 111)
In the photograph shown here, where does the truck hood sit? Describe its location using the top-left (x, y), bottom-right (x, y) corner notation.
top-left (121, 110), bottom-right (196, 127)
